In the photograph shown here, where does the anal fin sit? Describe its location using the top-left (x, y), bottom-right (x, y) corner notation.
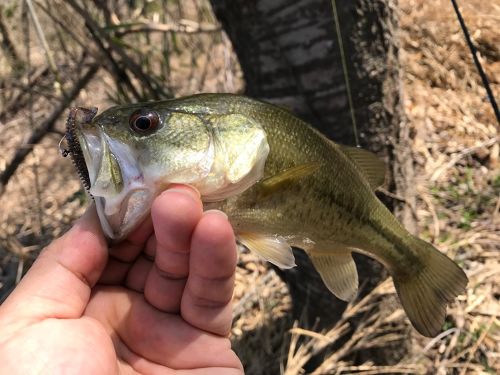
top-left (237, 232), bottom-right (296, 269)
top-left (310, 250), bottom-right (359, 301)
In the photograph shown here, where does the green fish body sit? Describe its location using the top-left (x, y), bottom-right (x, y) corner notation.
top-left (66, 93), bottom-right (467, 337)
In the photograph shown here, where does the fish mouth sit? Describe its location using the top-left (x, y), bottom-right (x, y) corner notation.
top-left (64, 107), bottom-right (153, 240)
top-left (93, 189), bottom-right (152, 241)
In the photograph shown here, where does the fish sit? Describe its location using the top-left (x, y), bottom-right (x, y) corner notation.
top-left (63, 93), bottom-right (467, 337)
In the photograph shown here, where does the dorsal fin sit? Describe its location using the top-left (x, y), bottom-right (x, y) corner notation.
top-left (259, 162), bottom-right (321, 197)
top-left (338, 145), bottom-right (386, 189)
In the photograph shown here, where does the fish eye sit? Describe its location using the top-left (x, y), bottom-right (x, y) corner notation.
top-left (129, 109), bottom-right (160, 134)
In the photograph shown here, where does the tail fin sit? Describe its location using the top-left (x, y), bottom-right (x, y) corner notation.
top-left (394, 238), bottom-right (468, 337)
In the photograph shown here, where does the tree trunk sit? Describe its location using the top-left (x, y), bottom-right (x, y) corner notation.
top-left (210, 0), bottom-right (415, 329)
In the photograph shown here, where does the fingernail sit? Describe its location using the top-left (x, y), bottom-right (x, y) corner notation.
top-left (204, 209), bottom-right (228, 220)
top-left (164, 184), bottom-right (200, 200)
top-left (65, 203), bottom-right (105, 243)
top-left (74, 203), bottom-right (98, 228)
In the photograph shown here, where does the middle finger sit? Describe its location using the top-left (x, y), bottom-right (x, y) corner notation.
top-left (143, 186), bottom-right (203, 313)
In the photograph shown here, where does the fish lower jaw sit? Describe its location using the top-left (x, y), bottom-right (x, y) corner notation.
top-left (94, 186), bottom-right (155, 240)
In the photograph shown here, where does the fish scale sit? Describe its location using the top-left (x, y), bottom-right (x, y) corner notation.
top-left (217, 102), bottom-right (379, 244)
top-left (67, 93), bottom-right (467, 337)
top-left (233, 101), bottom-right (420, 263)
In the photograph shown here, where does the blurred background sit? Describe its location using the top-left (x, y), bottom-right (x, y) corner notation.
top-left (0, 0), bottom-right (498, 373)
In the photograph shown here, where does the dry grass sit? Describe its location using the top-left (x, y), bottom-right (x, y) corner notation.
top-left (0, 0), bottom-right (498, 374)
top-left (398, 1), bottom-right (499, 373)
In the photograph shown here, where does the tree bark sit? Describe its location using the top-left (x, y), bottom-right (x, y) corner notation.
top-left (210, 0), bottom-right (415, 329)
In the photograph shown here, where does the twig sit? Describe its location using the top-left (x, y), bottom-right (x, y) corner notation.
top-left (0, 66), bottom-right (49, 123)
top-left (492, 193), bottom-right (500, 224)
top-left (423, 328), bottom-right (460, 354)
top-left (331, 365), bottom-right (423, 374)
top-left (430, 137), bottom-right (499, 181)
top-left (458, 315), bottom-right (496, 375)
top-left (24, 0), bottom-right (45, 243)
top-left (0, 5), bottom-right (23, 68)
top-left (66, 0), bottom-right (171, 100)
top-left (110, 20), bottom-right (221, 37)
top-left (0, 64), bottom-right (99, 195)
top-left (33, 0), bottom-right (88, 51)
top-left (90, 0), bottom-right (113, 26)
top-left (420, 188), bottom-right (441, 241)
top-left (288, 327), bottom-right (331, 342)
top-left (376, 187), bottom-right (404, 202)
top-left (85, 23), bottom-right (140, 102)
top-left (233, 271), bottom-right (275, 320)
top-left (83, 0), bottom-right (139, 102)
top-left (25, 0), bottom-right (65, 96)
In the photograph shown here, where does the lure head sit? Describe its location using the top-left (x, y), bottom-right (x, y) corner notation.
top-left (65, 96), bottom-right (269, 240)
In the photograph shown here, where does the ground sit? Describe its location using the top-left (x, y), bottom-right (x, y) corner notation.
top-left (0, 0), bottom-right (498, 373)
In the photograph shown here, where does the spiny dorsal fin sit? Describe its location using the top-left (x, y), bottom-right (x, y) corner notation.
top-left (309, 249), bottom-right (358, 301)
top-left (338, 144), bottom-right (386, 190)
top-left (237, 232), bottom-right (296, 269)
top-left (259, 162), bottom-right (321, 197)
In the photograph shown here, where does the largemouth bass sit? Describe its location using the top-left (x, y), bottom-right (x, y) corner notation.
top-left (63, 94), bottom-right (467, 337)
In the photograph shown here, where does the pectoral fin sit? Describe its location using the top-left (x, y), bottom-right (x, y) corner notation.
top-left (259, 162), bottom-right (321, 197)
top-left (237, 232), bottom-right (296, 269)
top-left (309, 250), bottom-right (358, 301)
top-left (338, 145), bottom-right (386, 189)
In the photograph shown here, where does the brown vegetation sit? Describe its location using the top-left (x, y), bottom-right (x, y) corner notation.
top-left (0, 0), bottom-right (498, 373)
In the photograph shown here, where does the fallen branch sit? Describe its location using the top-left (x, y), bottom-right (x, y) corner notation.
top-left (109, 20), bottom-right (221, 37)
top-left (0, 64), bottom-right (99, 195)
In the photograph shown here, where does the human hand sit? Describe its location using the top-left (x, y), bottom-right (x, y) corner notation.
top-left (0, 186), bottom-right (243, 374)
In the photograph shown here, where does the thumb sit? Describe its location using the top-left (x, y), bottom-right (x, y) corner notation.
top-left (0, 204), bottom-right (108, 323)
